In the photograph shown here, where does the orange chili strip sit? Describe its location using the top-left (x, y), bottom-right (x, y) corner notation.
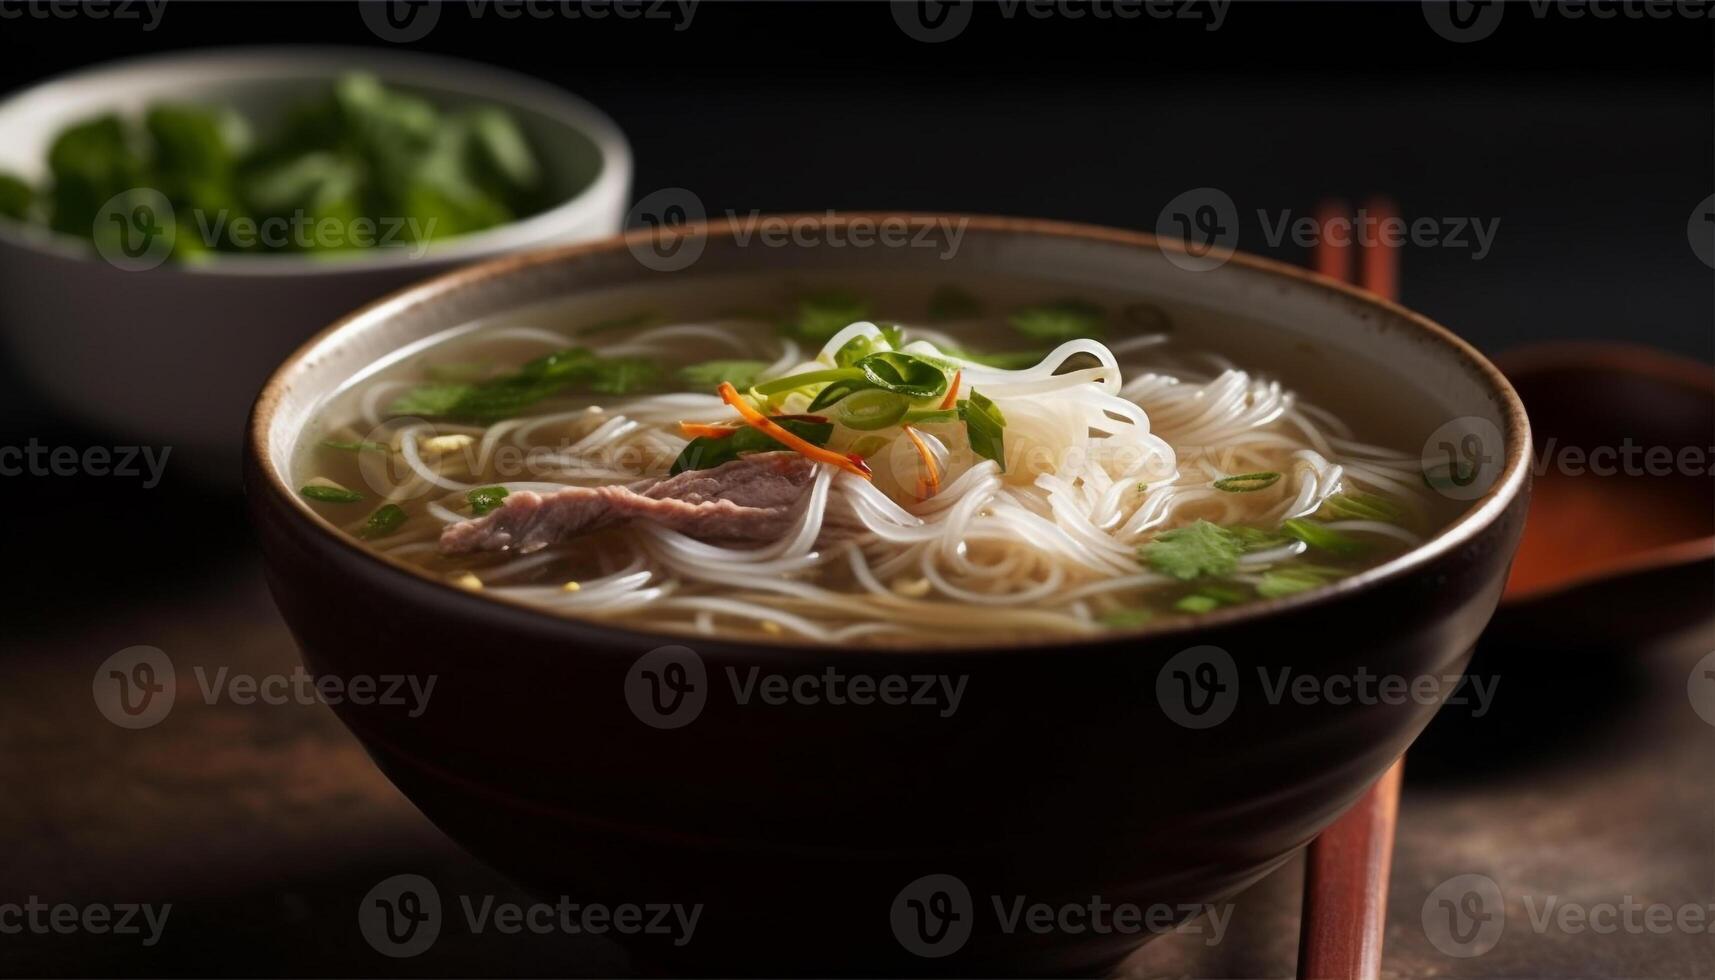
top-left (679, 421), bottom-right (741, 439)
top-left (717, 383), bottom-right (872, 479)
top-left (902, 424), bottom-right (941, 498)
top-left (938, 369), bottom-right (962, 411)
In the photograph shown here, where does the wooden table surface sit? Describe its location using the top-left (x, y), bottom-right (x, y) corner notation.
top-left (1, 464), bottom-right (1711, 978)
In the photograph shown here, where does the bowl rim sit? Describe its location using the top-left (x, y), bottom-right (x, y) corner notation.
top-left (247, 212), bottom-right (1533, 655)
top-left (0, 45), bottom-right (632, 277)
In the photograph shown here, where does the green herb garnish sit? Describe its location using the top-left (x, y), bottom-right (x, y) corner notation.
top-left (858, 351), bottom-right (950, 399)
top-left (960, 389), bottom-right (1006, 470)
top-left (679, 359), bottom-right (771, 390)
top-left (467, 485), bottom-right (510, 516)
top-left (670, 418), bottom-right (835, 474)
top-left (1230, 525), bottom-right (1295, 552)
top-left (388, 347), bottom-right (658, 421)
top-left (832, 389), bottom-right (911, 431)
top-left (1173, 583), bottom-right (1248, 614)
top-left (1213, 471), bottom-right (1281, 493)
top-left (301, 484), bottom-right (364, 504)
top-left (1256, 565), bottom-right (1348, 598)
top-left (1282, 518), bottom-right (1367, 557)
top-left (6, 73), bottom-right (543, 262)
top-left (1141, 519), bottom-right (1243, 580)
top-left (1317, 492), bottom-right (1405, 523)
top-left (359, 503), bottom-right (407, 539)
top-left (587, 357), bottom-right (660, 395)
top-left (785, 291), bottom-right (869, 343)
top-left (1007, 299), bottom-right (1105, 342)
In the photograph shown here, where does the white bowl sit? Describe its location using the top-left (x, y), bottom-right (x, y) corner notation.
top-left (0, 47), bottom-right (631, 482)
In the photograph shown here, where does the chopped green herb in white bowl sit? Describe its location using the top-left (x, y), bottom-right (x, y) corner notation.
top-left (0, 47), bottom-right (631, 483)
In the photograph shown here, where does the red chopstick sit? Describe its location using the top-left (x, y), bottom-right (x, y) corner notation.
top-left (1296, 198), bottom-right (1404, 980)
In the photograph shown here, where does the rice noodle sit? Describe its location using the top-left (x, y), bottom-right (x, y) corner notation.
top-left (318, 308), bottom-right (1440, 643)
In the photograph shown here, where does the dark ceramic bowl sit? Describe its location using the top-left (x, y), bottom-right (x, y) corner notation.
top-left (245, 215), bottom-right (1530, 976)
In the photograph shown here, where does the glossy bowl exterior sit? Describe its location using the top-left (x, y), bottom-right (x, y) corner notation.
top-left (0, 47), bottom-right (630, 483)
top-left (246, 216), bottom-right (1530, 976)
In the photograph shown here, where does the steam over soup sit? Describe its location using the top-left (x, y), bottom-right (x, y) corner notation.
top-left (294, 275), bottom-right (1458, 644)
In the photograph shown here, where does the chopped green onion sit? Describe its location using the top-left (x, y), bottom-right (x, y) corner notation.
top-left (359, 503), bottom-right (407, 539)
top-left (833, 389), bottom-right (911, 431)
top-left (754, 367), bottom-right (861, 397)
top-left (301, 484), bottom-right (364, 504)
top-left (1256, 565), bottom-right (1347, 598)
top-left (1282, 518), bottom-right (1367, 557)
top-left (857, 351), bottom-right (950, 399)
top-left (678, 359), bottom-right (772, 390)
top-left (467, 486), bottom-right (510, 516)
top-left (960, 389), bottom-right (1006, 470)
top-left (1317, 492), bottom-right (1405, 523)
top-left (1213, 471), bottom-right (1281, 493)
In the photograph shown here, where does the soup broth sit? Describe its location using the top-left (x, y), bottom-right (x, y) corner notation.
top-left (294, 273), bottom-right (1464, 645)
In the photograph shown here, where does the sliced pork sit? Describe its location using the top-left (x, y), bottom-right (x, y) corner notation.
top-left (439, 453), bottom-right (818, 555)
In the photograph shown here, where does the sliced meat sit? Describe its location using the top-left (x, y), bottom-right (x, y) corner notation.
top-left (439, 452), bottom-right (818, 555)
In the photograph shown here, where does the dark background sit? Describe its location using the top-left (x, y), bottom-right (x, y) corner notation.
top-left (0, 3), bottom-right (1710, 977)
top-left (0, 0), bottom-right (1709, 359)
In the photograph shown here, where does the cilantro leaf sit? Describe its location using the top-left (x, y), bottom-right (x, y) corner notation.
top-left (467, 486), bottom-right (510, 516)
top-left (1140, 519), bottom-right (1243, 580)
